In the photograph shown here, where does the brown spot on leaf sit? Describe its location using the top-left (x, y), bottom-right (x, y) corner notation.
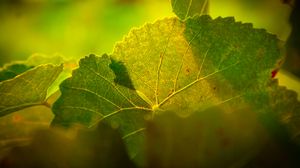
top-left (215, 127), bottom-right (231, 148)
top-left (185, 68), bottom-right (191, 75)
top-left (12, 114), bottom-right (22, 123)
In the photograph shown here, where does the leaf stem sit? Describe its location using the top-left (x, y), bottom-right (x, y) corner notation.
top-left (42, 101), bottom-right (52, 109)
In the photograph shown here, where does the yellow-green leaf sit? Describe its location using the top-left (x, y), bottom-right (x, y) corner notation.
top-left (0, 64), bottom-right (63, 117)
top-left (112, 16), bottom-right (281, 116)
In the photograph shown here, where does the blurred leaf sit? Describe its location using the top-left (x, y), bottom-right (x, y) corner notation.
top-left (25, 54), bottom-right (75, 98)
top-left (252, 80), bottom-right (300, 144)
top-left (0, 64), bottom-right (34, 82)
top-left (52, 54), bottom-right (151, 163)
top-left (0, 64), bottom-right (63, 117)
top-left (242, 80), bottom-right (300, 167)
top-left (0, 106), bottom-right (53, 158)
top-left (0, 122), bottom-right (136, 168)
top-left (284, 0), bottom-right (300, 77)
top-left (145, 107), bottom-right (267, 168)
top-left (26, 54), bottom-right (65, 66)
top-left (209, 0), bottom-right (292, 41)
top-left (171, 0), bottom-right (209, 20)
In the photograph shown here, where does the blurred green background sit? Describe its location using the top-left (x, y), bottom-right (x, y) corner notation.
top-left (0, 0), bottom-right (292, 65)
top-left (0, 0), bottom-right (173, 65)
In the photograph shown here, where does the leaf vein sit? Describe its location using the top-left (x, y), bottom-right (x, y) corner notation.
top-left (84, 65), bottom-right (138, 107)
top-left (122, 128), bottom-right (146, 140)
top-left (159, 61), bottom-right (239, 106)
top-left (66, 86), bottom-right (121, 109)
top-left (60, 106), bottom-right (104, 117)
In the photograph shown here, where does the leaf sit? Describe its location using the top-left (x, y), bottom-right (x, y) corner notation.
top-left (0, 105), bottom-right (54, 156)
top-left (250, 79), bottom-right (300, 144)
top-left (24, 54), bottom-right (73, 97)
top-left (171, 0), bottom-right (209, 20)
top-left (145, 107), bottom-right (268, 168)
top-left (0, 123), bottom-right (136, 168)
top-left (25, 54), bottom-right (65, 66)
top-left (0, 64), bottom-right (34, 82)
top-left (52, 54), bottom-right (151, 163)
top-left (0, 64), bottom-right (63, 117)
top-left (112, 15), bottom-right (281, 116)
top-left (0, 54), bottom-right (72, 98)
top-left (53, 16), bottom-right (281, 164)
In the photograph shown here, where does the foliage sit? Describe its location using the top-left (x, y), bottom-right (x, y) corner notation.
top-left (0, 0), bottom-right (300, 167)
top-left (0, 64), bottom-right (62, 117)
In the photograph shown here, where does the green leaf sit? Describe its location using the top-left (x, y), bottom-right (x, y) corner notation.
top-left (52, 54), bottom-right (151, 162)
top-left (0, 64), bottom-right (34, 82)
top-left (250, 80), bottom-right (300, 144)
top-left (26, 54), bottom-right (65, 66)
top-left (0, 54), bottom-right (71, 98)
top-left (171, 0), bottom-right (209, 20)
top-left (27, 54), bottom-right (74, 98)
top-left (53, 15), bottom-right (281, 164)
top-left (112, 15), bottom-right (281, 116)
top-left (0, 64), bottom-right (63, 117)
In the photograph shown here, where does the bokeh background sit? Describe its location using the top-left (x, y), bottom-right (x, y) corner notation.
top-left (0, 0), bottom-right (292, 64)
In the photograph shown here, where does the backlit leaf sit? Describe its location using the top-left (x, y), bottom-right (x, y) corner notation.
top-left (53, 15), bottom-right (282, 164)
top-left (112, 15), bottom-right (281, 116)
top-left (52, 54), bottom-right (151, 162)
top-left (0, 64), bottom-right (63, 117)
top-left (0, 64), bottom-right (34, 82)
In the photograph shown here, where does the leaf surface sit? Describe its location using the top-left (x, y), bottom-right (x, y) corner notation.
top-left (251, 80), bottom-right (300, 144)
top-left (0, 64), bottom-right (34, 82)
top-left (52, 54), bottom-right (151, 161)
top-left (112, 15), bottom-right (281, 116)
top-left (171, 0), bottom-right (209, 20)
top-left (0, 64), bottom-right (63, 117)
